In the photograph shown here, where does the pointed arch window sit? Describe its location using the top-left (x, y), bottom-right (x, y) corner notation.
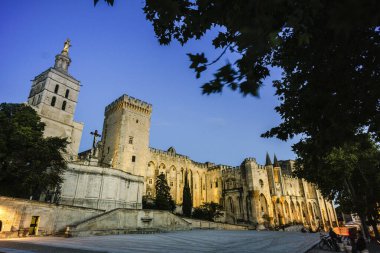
top-left (54, 85), bottom-right (59, 94)
top-left (51, 96), bottom-right (56, 107)
top-left (65, 89), bottom-right (69, 98)
top-left (62, 101), bottom-right (67, 111)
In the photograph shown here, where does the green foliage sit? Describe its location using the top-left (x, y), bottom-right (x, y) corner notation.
top-left (192, 202), bottom-right (223, 221)
top-left (0, 103), bottom-right (68, 200)
top-left (142, 195), bottom-right (156, 209)
top-left (142, 0), bottom-right (380, 103)
top-left (155, 173), bottom-right (176, 212)
top-left (182, 170), bottom-right (192, 217)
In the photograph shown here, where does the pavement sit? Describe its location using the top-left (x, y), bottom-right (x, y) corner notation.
top-left (0, 230), bottom-right (320, 253)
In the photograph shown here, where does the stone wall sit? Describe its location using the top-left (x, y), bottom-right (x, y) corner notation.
top-left (0, 196), bottom-right (104, 237)
top-left (60, 163), bottom-right (144, 211)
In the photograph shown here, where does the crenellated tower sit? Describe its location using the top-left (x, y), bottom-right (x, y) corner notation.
top-left (100, 94), bottom-right (152, 177)
top-left (27, 39), bottom-right (83, 159)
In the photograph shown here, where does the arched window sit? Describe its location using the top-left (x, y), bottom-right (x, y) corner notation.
top-left (51, 96), bottom-right (56, 106)
top-left (65, 89), bottom-right (69, 98)
top-left (259, 179), bottom-right (264, 188)
top-left (54, 85), bottom-right (59, 94)
top-left (62, 101), bottom-right (66, 111)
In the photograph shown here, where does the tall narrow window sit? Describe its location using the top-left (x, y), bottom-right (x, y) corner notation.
top-left (62, 101), bottom-right (67, 111)
top-left (54, 85), bottom-right (59, 94)
top-left (51, 96), bottom-right (56, 107)
top-left (65, 89), bottom-right (69, 98)
top-left (129, 136), bottom-right (133, 144)
top-left (132, 155), bottom-right (136, 162)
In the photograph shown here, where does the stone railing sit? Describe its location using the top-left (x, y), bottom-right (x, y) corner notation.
top-left (182, 218), bottom-right (248, 231)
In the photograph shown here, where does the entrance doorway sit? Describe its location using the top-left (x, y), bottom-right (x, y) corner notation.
top-left (28, 216), bottom-right (40, 235)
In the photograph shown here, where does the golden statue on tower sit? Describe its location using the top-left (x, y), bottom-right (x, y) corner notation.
top-left (61, 39), bottom-right (71, 55)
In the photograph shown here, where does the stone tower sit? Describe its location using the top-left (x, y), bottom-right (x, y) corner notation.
top-left (100, 94), bottom-right (152, 177)
top-left (27, 39), bottom-right (83, 159)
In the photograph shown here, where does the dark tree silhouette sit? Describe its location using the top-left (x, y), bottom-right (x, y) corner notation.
top-left (155, 173), bottom-right (175, 212)
top-left (0, 103), bottom-right (68, 200)
top-left (182, 170), bottom-right (192, 217)
top-left (192, 202), bottom-right (223, 222)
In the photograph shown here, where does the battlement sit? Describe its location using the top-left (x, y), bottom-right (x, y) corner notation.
top-left (258, 165), bottom-right (266, 170)
top-left (149, 147), bottom-right (189, 160)
top-left (216, 165), bottom-right (240, 174)
top-left (191, 161), bottom-right (209, 169)
top-left (105, 94), bottom-right (152, 115)
top-left (243, 157), bottom-right (257, 163)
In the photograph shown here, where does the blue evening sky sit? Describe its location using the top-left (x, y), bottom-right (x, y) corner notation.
top-left (0, 0), bottom-right (299, 166)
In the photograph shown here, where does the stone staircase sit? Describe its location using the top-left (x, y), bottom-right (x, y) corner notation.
top-left (65, 208), bottom-right (191, 237)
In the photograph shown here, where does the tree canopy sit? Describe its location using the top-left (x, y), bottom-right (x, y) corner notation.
top-left (192, 202), bottom-right (223, 221)
top-left (0, 103), bottom-right (68, 200)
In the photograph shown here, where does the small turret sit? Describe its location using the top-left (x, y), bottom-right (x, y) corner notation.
top-left (54, 39), bottom-right (72, 73)
top-left (265, 152), bottom-right (272, 166)
top-left (273, 154), bottom-right (280, 167)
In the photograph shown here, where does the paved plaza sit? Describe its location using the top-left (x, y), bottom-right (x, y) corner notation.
top-left (0, 230), bottom-right (320, 253)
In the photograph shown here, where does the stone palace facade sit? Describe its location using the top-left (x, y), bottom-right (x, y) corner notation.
top-left (27, 41), bottom-right (337, 229)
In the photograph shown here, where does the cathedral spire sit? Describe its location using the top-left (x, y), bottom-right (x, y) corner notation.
top-left (265, 152), bottom-right (272, 166)
top-left (273, 154), bottom-right (280, 167)
top-left (54, 39), bottom-right (72, 73)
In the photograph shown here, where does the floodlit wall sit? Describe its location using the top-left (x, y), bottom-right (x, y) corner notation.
top-left (60, 163), bottom-right (144, 211)
top-left (0, 196), bottom-right (104, 237)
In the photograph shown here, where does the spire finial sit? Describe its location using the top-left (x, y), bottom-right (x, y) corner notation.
top-left (265, 152), bottom-right (272, 166)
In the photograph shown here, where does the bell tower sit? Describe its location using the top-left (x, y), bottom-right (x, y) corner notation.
top-left (27, 39), bottom-right (84, 159)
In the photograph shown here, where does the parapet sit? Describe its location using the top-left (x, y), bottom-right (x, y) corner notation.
top-left (105, 94), bottom-right (152, 115)
top-left (149, 147), bottom-right (189, 160)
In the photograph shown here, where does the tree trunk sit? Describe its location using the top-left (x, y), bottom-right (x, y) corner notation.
top-left (358, 212), bottom-right (370, 239)
top-left (344, 178), bottom-right (370, 239)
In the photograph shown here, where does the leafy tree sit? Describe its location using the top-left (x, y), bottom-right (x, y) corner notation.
top-left (155, 173), bottom-right (176, 212)
top-left (182, 170), bottom-right (192, 217)
top-left (0, 103), bottom-right (68, 200)
top-left (142, 195), bottom-right (156, 209)
top-left (307, 134), bottom-right (380, 238)
top-left (192, 202), bottom-right (223, 221)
